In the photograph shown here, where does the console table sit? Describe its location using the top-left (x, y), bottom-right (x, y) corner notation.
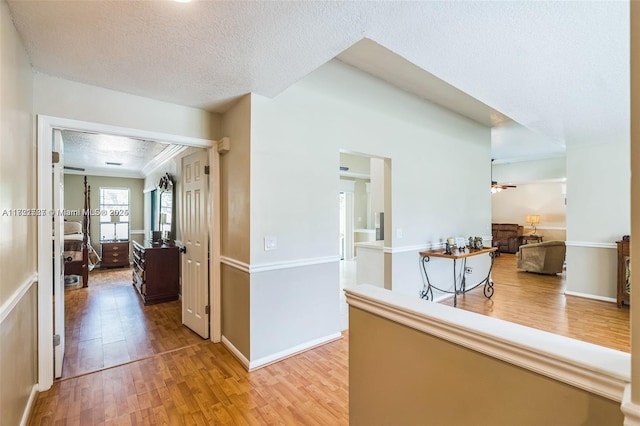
top-left (520, 235), bottom-right (543, 245)
top-left (419, 247), bottom-right (497, 307)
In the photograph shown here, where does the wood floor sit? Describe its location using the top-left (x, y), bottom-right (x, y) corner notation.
top-left (29, 255), bottom-right (629, 425)
top-left (452, 253), bottom-right (630, 353)
top-left (62, 268), bottom-right (204, 379)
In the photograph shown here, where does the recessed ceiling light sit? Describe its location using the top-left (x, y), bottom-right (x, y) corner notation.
top-left (174, 0), bottom-right (192, 3)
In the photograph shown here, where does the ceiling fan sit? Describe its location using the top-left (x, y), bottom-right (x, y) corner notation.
top-left (491, 181), bottom-right (517, 193)
top-left (490, 159), bottom-right (516, 193)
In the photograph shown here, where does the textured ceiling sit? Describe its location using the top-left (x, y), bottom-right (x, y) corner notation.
top-left (7, 1), bottom-right (629, 162)
top-left (62, 130), bottom-right (170, 178)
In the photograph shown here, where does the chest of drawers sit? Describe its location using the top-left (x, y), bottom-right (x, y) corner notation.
top-left (132, 241), bottom-right (179, 305)
top-left (101, 241), bottom-right (130, 268)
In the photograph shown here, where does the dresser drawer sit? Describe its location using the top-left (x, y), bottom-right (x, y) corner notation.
top-left (101, 242), bottom-right (130, 268)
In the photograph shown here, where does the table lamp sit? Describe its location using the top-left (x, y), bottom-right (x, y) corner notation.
top-left (110, 214), bottom-right (120, 240)
top-left (526, 214), bottom-right (540, 235)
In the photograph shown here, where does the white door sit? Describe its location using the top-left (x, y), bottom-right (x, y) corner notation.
top-left (52, 129), bottom-right (65, 378)
top-left (181, 150), bottom-right (209, 338)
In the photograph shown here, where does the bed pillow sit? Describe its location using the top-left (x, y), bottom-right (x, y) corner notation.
top-left (64, 221), bottom-right (82, 235)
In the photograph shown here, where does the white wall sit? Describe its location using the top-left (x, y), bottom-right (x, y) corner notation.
top-left (491, 182), bottom-right (566, 241)
top-left (565, 142), bottom-right (630, 299)
top-left (248, 59), bottom-right (491, 359)
top-left (0, 1), bottom-right (37, 424)
top-left (493, 157), bottom-right (566, 184)
top-left (33, 72), bottom-right (220, 140)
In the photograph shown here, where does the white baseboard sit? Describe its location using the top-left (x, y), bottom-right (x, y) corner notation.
top-left (247, 332), bottom-right (343, 371)
top-left (221, 335), bottom-right (250, 370)
top-left (20, 384), bottom-right (38, 426)
top-left (564, 290), bottom-right (616, 304)
top-left (222, 332), bottom-right (343, 372)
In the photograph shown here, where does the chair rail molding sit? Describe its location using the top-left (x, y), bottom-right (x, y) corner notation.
top-left (565, 241), bottom-right (617, 249)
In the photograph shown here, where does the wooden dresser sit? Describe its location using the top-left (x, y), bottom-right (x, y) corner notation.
top-left (617, 240), bottom-right (630, 307)
top-left (132, 241), bottom-right (180, 305)
top-left (101, 241), bottom-right (130, 269)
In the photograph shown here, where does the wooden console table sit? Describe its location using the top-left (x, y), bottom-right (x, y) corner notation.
top-left (520, 235), bottom-right (543, 245)
top-left (419, 247), bottom-right (498, 307)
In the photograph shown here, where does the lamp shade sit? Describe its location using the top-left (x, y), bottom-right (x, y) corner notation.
top-left (110, 214), bottom-right (120, 224)
top-left (526, 214), bottom-right (540, 225)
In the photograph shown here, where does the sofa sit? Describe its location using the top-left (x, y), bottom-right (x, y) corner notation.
top-left (517, 240), bottom-right (566, 275)
top-left (491, 223), bottom-right (523, 254)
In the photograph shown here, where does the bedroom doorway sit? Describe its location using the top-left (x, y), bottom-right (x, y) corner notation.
top-left (37, 115), bottom-right (221, 391)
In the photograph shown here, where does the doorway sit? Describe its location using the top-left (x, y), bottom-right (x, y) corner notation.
top-left (37, 115), bottom-right (220, 391)
top-left (338, 151), bottom-right (390, 329)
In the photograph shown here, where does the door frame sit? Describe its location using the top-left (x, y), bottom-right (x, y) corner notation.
top-left (36, 115), bottom-right (221, 391)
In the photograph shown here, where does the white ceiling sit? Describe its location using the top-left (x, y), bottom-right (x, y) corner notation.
top-left (62, 130), bottom-right (183, 178)
top-left (7, 1), bottom-right (629, 162)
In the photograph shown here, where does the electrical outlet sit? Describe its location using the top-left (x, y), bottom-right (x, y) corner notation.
top-left (465, 267), bottom-right (473, 274)
top-left (397, 228), bottom-right (403, 238)
top-left (264, 236), bottom-right (277, 251)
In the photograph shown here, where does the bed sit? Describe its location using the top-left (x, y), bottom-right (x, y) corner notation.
top-left (63, 176), bottom-right (100, 287)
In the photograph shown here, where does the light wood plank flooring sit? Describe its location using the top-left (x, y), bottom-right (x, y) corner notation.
top-left (30, 255), bottom-right (628, 425)
top-left (62, 268), bottom-right (204, 379)
top-left (450, 253), bottom-right (630, 352)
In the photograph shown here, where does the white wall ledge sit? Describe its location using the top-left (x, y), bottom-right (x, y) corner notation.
top-left (345, 284), bottom-right (630, 402)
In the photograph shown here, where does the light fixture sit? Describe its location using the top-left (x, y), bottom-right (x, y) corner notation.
top-left (110, 214), bottom-right (120, 240)
top-left (526, 214), bottom-right (540, 235)
top-left (174, 0), bottom-right (192, 3)
top-left (490, 159), bottom-right (516, 193)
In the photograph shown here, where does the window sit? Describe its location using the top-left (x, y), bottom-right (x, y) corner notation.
top-left (99, 187), bottom-right (130, 241)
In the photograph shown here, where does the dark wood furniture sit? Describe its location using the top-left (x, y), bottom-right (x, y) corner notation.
top-left (101, 241), bottom-right (130, 269)
top-left (617, 240), bottom-right (630, 307)
top-left (64, 176), bottom-right (91, 287)
top-left (132, 241), bottom-right (180, 305)
top-left (491, 223), bottom-right (523, 254)
top-left (520, 235), bottom-right (543, 245)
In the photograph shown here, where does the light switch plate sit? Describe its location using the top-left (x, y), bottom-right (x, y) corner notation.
top-left (264, 236), bottom-right (277, 251)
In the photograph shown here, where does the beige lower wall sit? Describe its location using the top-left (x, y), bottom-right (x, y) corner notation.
top-left (349, 306), bottom-right (622, 426)
top-left (221, 264), bottom-right (250, 359)
top-left (0, 283), bottom-right (37, 426)
top-left (566, 246), bottom-right (617, 299)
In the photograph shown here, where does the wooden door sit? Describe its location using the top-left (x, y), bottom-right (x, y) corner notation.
top-left (53, 129), bottom-right (65, 378)
top-left (181, 150), bottom-right (210, 338)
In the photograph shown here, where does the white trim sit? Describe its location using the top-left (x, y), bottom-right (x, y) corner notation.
top-left (251, 256), bottom-right (340, 273)
top-left (384, 243), bottom-right (438, 254)
top-left (492, 152), bottom-right (566, 165)
top-left (340, 171), bottom-right (370, 180)
top-left (223, 332), bottom-right (343, 372)
top-left (565, 290), bottom-right (617, 304)
top-left (130, 230), bottom-right (145, 235)
top-left (19, 385), bottom-right (38, 426)
top-left (221, 335), bottom-right (250, 370)
top-left (220, 255), bottom-right (340, 274)
top-left (345, 285), bottom-right (629, 402)
top-left (220, 256), bottom-right (250, 273)
top-left (0, 273), bottom-right (37, 324)
top-left (37, 114), bottom-right (217, 392)
top-left (385, 237), bottom-right (494, 254)
top-left (141, 144), bottom-right (189, 177)
top-left (622, 385), bottom-right (640, 425)
top-left (565, 241), bottom-right (617, 249)
top-left (38, 115), bottom-right (213, 148)
top-left (64, 167), bottom-right (143, 179)
top-left (247, 332), bottom-right (343, 371)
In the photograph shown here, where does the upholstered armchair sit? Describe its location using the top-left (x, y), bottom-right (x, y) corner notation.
top-left (517, 241), bottom-right (566, 275)
top-left (491, 224), bottom-right (524, 254)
